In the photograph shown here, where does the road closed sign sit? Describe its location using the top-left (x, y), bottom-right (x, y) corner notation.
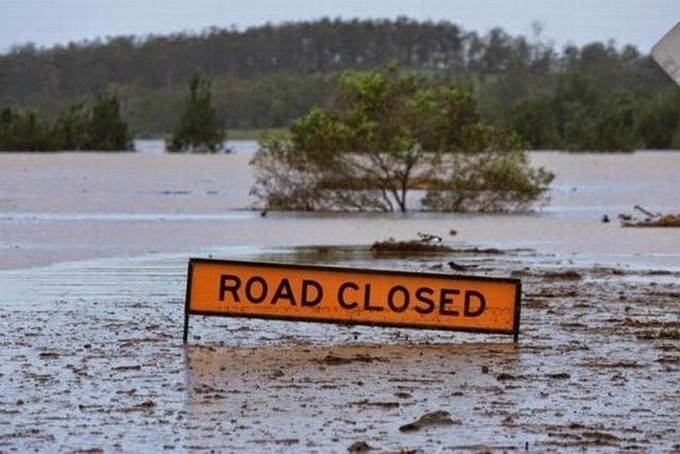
top-left (183, 258), bottom-right (521, 343)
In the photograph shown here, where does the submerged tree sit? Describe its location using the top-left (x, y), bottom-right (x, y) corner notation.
top-left (251, 65), bottom-right (554, 212)
top-left (1, 94), bottom-right (134, 152)
top-left (168, 75), bottom-right (225, 153)
top-left (53, 102), bottom-right (90, 150)
top-left (87, 92), bottom-right (134, 151)
top-left (0, 107), bottom-right (56, 151)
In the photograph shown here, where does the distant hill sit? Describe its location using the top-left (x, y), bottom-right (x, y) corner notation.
top-left (0, 17), bottom-right (677, 148)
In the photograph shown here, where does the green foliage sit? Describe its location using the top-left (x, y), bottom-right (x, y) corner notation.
top-left (53, 103), bottom-right (90, 150)
top-left (509, 70), bottom-right (674, 152)
top-left (637, 89), bottom-right (680, 149)
top-left (251, 66), bottom-right (554, 212)
top-left (0, 93), bottom-right (133, 151)
top-left (0, 107), bottom-right (57, 151)
top-left (87, 93), bottom-right (134, 150)
top-left (508, 94), bottom-right (561, 149)
top-left (0, 19), bottom-right (678, 148)
top-left (590, 90), bottom-right (642, 151)
top-left (168, 75), bottom-right (225, 153)
top-left (421, 126), bottom-right (555, 211)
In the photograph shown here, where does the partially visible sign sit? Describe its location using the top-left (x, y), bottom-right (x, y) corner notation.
top-left (652, 21), bottom-right (680, 86)
top-left (183, 258), bottom-right (521, 343)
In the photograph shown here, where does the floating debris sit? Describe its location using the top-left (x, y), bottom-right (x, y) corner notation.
top-left (370, 239), bottom-right (452, 255)
top-left (417, 231), bottom-right (442, 243)
top-left (620, 206), bottom-right (680, 227)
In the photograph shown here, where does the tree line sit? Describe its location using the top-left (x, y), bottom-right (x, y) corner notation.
top-left (0, 93), bottom-right (132, 151)
top-left (0, 17), bottom-right (678, 150)
top-left (0, 76), bottom-right (224, 152)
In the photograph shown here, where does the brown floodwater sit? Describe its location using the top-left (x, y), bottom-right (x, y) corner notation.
top-left (1, 143), bottom-right (679, 272)
top-left (0, 144), bottom-right (678, 452)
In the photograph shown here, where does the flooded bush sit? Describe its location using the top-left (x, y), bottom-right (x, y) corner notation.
top-left (250, 66), bottom-right (554, 212)
top-left (421, 129), bottom-right (555, 212)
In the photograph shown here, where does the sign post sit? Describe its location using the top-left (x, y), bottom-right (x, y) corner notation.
top-left (183, 258), bottom-right (522, 343)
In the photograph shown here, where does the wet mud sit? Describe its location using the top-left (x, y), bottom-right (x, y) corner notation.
top-left (2, 247), bottom-right (678, 452)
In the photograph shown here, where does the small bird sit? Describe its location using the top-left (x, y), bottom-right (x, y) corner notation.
top-left (601, 214), bottom-right (610, 223)
top-left (417, 231), bottom-right (442, 243)
top-left (447, 261), bottom-right (479, 272)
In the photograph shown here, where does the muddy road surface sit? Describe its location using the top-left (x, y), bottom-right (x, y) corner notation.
top-left (2, 248), bottom-right (678, 452)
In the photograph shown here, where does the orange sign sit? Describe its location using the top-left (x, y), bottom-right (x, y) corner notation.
top-left (183, 259), bottom-right (521, 343)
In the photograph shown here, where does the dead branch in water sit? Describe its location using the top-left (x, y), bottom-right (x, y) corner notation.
top-left (621, 206), bottom-right (680, 228)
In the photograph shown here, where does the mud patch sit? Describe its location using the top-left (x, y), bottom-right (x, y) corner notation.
top-left (399, 410), bottom-right (460, 432)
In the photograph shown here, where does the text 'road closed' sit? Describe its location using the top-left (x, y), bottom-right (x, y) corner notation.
top-left (183, 259), bottom-right (521, 342)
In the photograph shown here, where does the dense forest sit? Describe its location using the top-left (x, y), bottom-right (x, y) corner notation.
top-left (1, 17), bottom-right (679, 150)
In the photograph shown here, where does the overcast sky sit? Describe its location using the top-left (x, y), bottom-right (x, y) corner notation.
top-left (1, 0), bottom-right (678, 54)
